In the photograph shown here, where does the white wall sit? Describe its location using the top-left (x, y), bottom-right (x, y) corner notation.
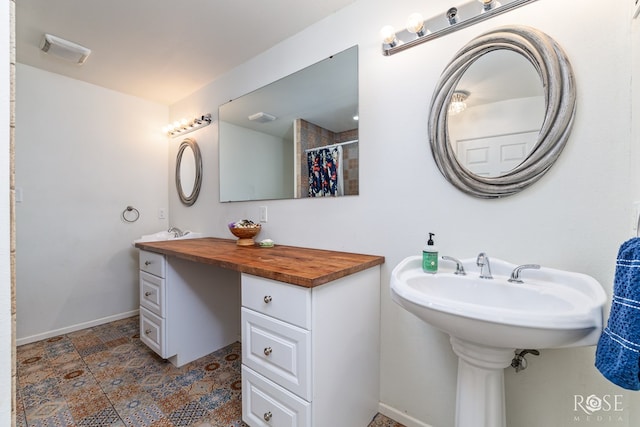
top-left (169, 0), bottom-right (639, 425)
top-left (14, 64), bottom-right (169, 342)
top-left (219, 121), bottom-right (293, 201)
top-left (1, 0), bottom-right (13, 422)
top-left (449, 96), bottom-right (545, 142)
top-left (634, 11), bottom-right (640, 208)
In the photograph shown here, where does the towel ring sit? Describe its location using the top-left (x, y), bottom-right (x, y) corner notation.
top-left (122, 206), bottom-right (140, 223)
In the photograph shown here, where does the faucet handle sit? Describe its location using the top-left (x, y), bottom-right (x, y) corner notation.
top-left (476, 252), bottom-right (493, 279)
top-left (508, 264), bottom-right (541, 284)
top-left (441, 256), bottom-right (466, 275)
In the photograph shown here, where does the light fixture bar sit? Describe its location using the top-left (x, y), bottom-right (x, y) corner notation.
top-left (164, 114), bottom-right (212, 137)
top-left (381, 0), bottom-right (537, 56)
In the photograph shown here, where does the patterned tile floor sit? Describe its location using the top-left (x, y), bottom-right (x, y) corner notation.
top-left (16, 316), bottom-right (405, 427)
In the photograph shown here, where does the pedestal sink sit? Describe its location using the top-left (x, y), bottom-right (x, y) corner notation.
top-left (390, 256), bottom-right (606, 427)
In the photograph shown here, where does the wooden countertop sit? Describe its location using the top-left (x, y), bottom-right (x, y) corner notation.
top-left (135, 237), bottom-right (385, 288)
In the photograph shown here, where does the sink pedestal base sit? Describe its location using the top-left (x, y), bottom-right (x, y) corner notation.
top-left (450, 337), bottom-right (514, 427)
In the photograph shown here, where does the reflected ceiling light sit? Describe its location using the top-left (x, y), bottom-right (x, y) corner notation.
top-left (163, 114), bottom-right (212, 137)
top-left (448, 91), bottom-right (469, 115)
top-left (248, 112), bottom-right (277, 123)
top-left (40, 33), bottom-right (91, 65)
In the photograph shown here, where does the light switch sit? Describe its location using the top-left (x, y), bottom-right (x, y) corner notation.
top-left (259, 206), bottom-right (268, 223)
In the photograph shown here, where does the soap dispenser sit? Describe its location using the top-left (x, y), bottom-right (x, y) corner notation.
top-left (422, 233), bottom-right (438, 273)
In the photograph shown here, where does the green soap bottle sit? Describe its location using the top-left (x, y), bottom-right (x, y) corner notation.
top-left (422, 232), bottom-right (438, 273)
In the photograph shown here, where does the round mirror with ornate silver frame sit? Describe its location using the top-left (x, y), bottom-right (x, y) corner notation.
top-left (428, 26), bottom-right (576, 198)
top-left (175, 138), bottom-right (202, 206)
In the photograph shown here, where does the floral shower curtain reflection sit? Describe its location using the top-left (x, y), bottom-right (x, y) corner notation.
top-left (307, 146), bottom-right (343, 197)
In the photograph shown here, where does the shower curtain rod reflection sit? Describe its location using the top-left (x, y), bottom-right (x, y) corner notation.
top-left (304, 139), bottom-right (358, 153)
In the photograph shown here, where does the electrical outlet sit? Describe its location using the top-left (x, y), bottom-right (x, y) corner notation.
top-left (259, 206), bottom-right (268, 223)
top-left (159, 208), bottom-right (167, 219)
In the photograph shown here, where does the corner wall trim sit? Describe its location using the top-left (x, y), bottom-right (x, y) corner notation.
top-left (378, 402), bottom-right (434, 427)
top-left (16, 310), bottom-right (139, 346)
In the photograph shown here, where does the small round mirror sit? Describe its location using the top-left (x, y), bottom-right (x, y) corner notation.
top-left (428, 26), bottom-right (576, 198)
top-left (175, 138), bottom-right (202, 206)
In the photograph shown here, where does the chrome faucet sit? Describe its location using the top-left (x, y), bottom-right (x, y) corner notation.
top-left (168, 227), bottom-right (184, 238)
top-left (508, 264), bottom-right (540, 284)
top-left (441, 256), bottom-right (466, 275)
top-left (476, 252), bottom-right (493, 279)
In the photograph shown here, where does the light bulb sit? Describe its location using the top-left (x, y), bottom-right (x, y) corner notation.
top-left (180, 118), bottom-right (188, 126)
top-left (447, 7), bottom-right (459, 25)
top-left (406, 13), bottom-right (426, 36)
top-left (162, 126), bottom-right (169, 134)
top-left (380, 25), bottom-right (397, 46)
top-left (478, 0), bottom-right (500, 11)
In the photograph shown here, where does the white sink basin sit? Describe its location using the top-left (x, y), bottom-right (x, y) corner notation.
top-left (133, 230), bottom-right (203, 245)
top-left (391, 255), bottom-right (607, 427)
top-left (391, 256), bottom-right (606, 349)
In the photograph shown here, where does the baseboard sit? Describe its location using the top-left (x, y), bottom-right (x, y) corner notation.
top-left (378, 402), bottom-right (433, 427)
top-left (16, 310), bottom-right (139, 346)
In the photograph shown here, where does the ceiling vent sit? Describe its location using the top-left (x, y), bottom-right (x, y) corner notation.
top-left (248, 112), bottom-right (277, 123)
top-left (40, 34), bottom-right (91, 65)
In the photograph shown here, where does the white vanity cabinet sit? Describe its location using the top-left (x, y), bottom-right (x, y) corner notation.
top-left (241, 267), bottom-right (381, 427)
top-left (135, 238), bottom-right (384, 426)
top-left (139, 250), bottom-right (167, 356)
top-left (138, 249), bottom-right (240, 367)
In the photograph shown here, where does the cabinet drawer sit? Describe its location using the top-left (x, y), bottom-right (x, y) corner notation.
top-left (242, 308), bottom-right (311, 400)
top-left (140, 272), bottom-right (165, 316)
top-left (140, 306), bottom-right (166, 358)
top-left (139, 250), bottom-right (165, 278)
top-left (242, 274), bottom-right (311, 329)
top-left (242, 366), bottom-right (310, 427)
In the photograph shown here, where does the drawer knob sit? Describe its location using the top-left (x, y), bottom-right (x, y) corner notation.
top-left (144, 329), bottom-right (152, 335)
top-left (263, 411), bottom-right (272, 422)
top-left (144, 291), bottom-right (153, 297)
top-left (263, 295), bottom-right (272, 304)
top-left (144, 260), bottom-right (152, 266)
top-left (263, 347), bottom-right (272, 356)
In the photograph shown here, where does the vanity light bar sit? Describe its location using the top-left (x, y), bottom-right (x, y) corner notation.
top-left (381, 0), bottom-right (538, 56)
top-left (163, 114), bottom-right (212, 138)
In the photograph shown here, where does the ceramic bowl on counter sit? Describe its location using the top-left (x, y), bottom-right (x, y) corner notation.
top-left (228, 220), bottom-right (261, 246)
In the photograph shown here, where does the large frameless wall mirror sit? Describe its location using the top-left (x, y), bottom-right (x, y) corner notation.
top-left (428, 26), bottom-right (576, 198)
top-left (219, 45), bottom-right (359, 202)
top-left (176, 138), bottom-right (203, 206)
